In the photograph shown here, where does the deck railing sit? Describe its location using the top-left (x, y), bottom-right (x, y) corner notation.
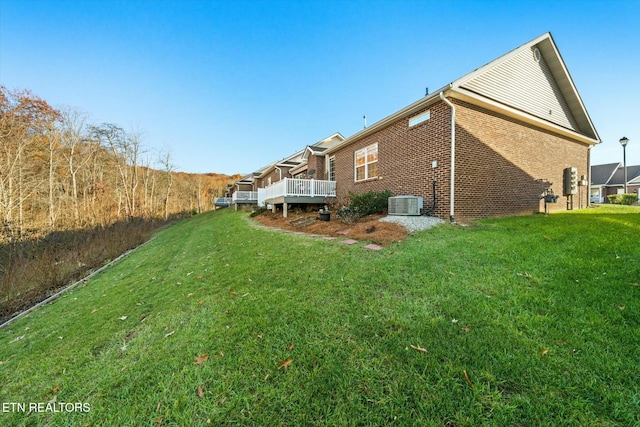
top-left (257, 178), bottom-right (336, 206)
top-left (232, 191), bottom-right (258, 202)
top-left (214, 197), bottom-right (232, 207)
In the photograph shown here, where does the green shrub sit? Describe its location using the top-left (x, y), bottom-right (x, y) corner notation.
top-left (607, 193), bottom-right (638, 205)
top-left (348, 190), bottom-right (393, 217)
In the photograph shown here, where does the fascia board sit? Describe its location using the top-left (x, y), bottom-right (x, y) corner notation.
top-left (453, 32), bottom-right (600, 143)
top-left (542, 33), bottom-right (601, 143)
top-left (313, 132), bottom-right (346, 146)
top-left (629, 176), bottom-right (640, 185)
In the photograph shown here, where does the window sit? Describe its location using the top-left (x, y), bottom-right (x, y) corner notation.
top-left (409, 110), bottom-right (431, 127)
top-left (328, 156), bottom-right (335, 181)
top-left (354, 143), bottom-right (378, 181)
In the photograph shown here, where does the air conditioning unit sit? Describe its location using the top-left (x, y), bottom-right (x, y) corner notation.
top-left (388, 195), bottom-right (423, 216)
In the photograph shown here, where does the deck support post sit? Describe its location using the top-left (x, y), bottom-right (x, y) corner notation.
top-left (283, 202), bottom-right (288, 218)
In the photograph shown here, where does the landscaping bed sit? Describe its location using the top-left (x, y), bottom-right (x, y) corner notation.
top-left (251, 210), bottom-right (409, 245)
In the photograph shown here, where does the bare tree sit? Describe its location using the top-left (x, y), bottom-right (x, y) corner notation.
top-left (90, 123), bottom-right (130, 218)
top-left (59, 108), bottom-right (93, 226)
top-left (158, 150), bottom-right (174, 220)
top-left (0, 87), bottom-right (60, 238)
top-left (1, 87), bottom-right (242, 240)
top-left (46, 124), bottom-right (62, 229)
top-left (141, 155), bottom-right (153, 217)
top-left (127, 130), bottom-right (143, 217)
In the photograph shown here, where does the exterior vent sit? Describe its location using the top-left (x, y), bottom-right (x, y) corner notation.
top-left (388, 195), bottom-right (423, 216)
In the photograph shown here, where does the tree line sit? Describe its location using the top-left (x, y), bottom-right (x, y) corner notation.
top-left (0, 86), bottom-right (239, 242)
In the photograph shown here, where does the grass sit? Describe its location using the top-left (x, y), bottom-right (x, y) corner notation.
top-left (0, 205), bottom-right (639, 426)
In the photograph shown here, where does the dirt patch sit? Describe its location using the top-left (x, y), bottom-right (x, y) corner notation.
top-left (250, 210), bottom-right (408, 246)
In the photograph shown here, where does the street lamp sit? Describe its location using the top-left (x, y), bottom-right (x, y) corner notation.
top-left (620, 137), bottom-right (629, 194)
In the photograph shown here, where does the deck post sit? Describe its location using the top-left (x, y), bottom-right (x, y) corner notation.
top-left (283, 202), bottom-right (288, 218)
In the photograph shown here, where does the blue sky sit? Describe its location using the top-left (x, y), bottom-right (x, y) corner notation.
top-left (1, 0), bottom-right (639, 175)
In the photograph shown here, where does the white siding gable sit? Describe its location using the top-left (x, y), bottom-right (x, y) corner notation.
top-left (460, 46), bottom-right (580, 132)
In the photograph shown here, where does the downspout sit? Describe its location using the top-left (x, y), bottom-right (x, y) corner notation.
top-left (439, 91), bottom-right (456, 223)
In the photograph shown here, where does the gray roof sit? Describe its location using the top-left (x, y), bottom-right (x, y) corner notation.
top-left (590, 163), bottom-right (620, 186)
top-left (591, 162), bottom-right (640, 186)
top-left (609, 165), bottom-right (640, 186)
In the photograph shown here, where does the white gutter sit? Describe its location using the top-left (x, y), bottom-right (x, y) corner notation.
top-left (440, 91), bottom-right (456, 223)
top-left (451, 88), bottom-right (599, 146)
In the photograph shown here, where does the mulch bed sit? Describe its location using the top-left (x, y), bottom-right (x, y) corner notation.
top-left (251, 211), bottom-right (408, 246)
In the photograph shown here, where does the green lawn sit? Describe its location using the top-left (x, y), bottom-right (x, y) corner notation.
top-left (1, 206), bottom-right (639, 426)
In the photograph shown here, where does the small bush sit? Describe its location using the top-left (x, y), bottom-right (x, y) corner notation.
top-left (335, 206), bottom-right (360, 224)
top-left (335, 190), bottom-right (394, 224)
top-left (607, 193), bottom-right (638, 205)
top-left (349, 190), bottom-right (393, 217)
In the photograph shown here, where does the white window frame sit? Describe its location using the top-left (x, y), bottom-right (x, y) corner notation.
top-left (327, 156), bottom-right (335, 182)
top-left (354, 143), bottom-right (378, 182)
top-left (409, 110), bottom-right (431, 127)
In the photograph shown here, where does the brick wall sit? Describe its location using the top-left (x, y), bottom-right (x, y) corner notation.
top-left (261, 169), bottom-right (281, 187)
top-left (454, 100), bottom-right (589, 221)
top-left (279, 166), bottom-right (293, 179)
top-left (309, 155), bottom-right (326, 180)
top-left (334, 102), bottom-right (452, 219)
top-left (333, 99), bottom-right (590, 222)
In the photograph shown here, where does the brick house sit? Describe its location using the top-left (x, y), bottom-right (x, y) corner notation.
top-left (228, 133), bottom-right (344, 213)
top-left (324, 32), bottom-right (600, 222)
top-left (591, 163), bottom-right (640, 203)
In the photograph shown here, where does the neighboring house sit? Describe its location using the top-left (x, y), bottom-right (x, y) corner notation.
top-left (289, 132), bottom-right (345, 180)
top-left (324, 32), bottom-right (600, 222)
top-left (591, 163), bottom-right (640, 203)
top-left (229, 163), bottom-right (274, 209)
top-left (230, 133), bottom-right (345, 215)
